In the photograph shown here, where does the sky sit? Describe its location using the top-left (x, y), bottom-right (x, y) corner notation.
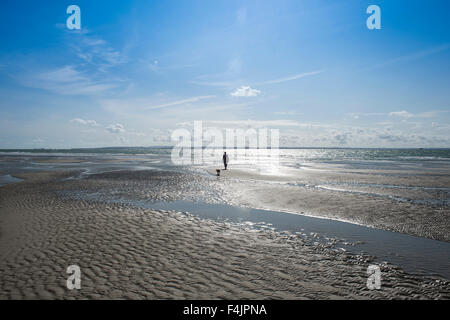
top-left (0, 0), bottom-right (449, 148)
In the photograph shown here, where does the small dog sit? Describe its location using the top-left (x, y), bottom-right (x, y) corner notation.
top-left (216, 169), bottom-right (221, 176)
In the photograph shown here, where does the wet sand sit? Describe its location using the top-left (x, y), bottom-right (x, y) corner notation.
top-left (207, 168), bottom-right (450, 242)
top-left (0, 170), bottom-right (449, 299)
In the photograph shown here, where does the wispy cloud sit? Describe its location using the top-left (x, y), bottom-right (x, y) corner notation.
top-left (144, 95), bottom-right (216, 110)
top-left (190, 70), bottom-right (323, 88)
top-left (18, 66), bottom-right (118, 95)
top-left (254, 70), bottom-right (324, 85)
top-left (189, 80), bottom-right (238, 87)
top-left (73, 36), bottom-right (128, 70)
top-left (363, 43), bottom-right (450, 71)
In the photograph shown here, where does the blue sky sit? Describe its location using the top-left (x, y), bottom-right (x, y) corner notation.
top-left (0, 0), bottom-right (449, 148)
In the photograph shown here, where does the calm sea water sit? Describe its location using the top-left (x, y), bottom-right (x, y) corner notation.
top-left (1, 147), bottom-right (449, 168)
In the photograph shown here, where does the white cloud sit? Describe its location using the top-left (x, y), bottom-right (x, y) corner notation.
top-left (106, 123), bottom-right (125, 133)
top-left (231, 86), bottom-right (261, 97)
top-left (389, 110), bottom-right (413, 119)
top-left (70, 118), bottom-right (100, 127)
top-left (345, 112), bottom-right (386, 119)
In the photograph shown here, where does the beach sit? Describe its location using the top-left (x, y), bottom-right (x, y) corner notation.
top-left (0, 160), bottom-right (449, 299)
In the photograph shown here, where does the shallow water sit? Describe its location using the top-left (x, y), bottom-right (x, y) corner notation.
top-left (136, 199), bottom-right (450, 280)
top-left (0, 174), bottom-right (23, 187)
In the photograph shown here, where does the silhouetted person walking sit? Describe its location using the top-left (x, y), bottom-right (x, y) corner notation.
top-left (223, 152), bottom-right (229, 170)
